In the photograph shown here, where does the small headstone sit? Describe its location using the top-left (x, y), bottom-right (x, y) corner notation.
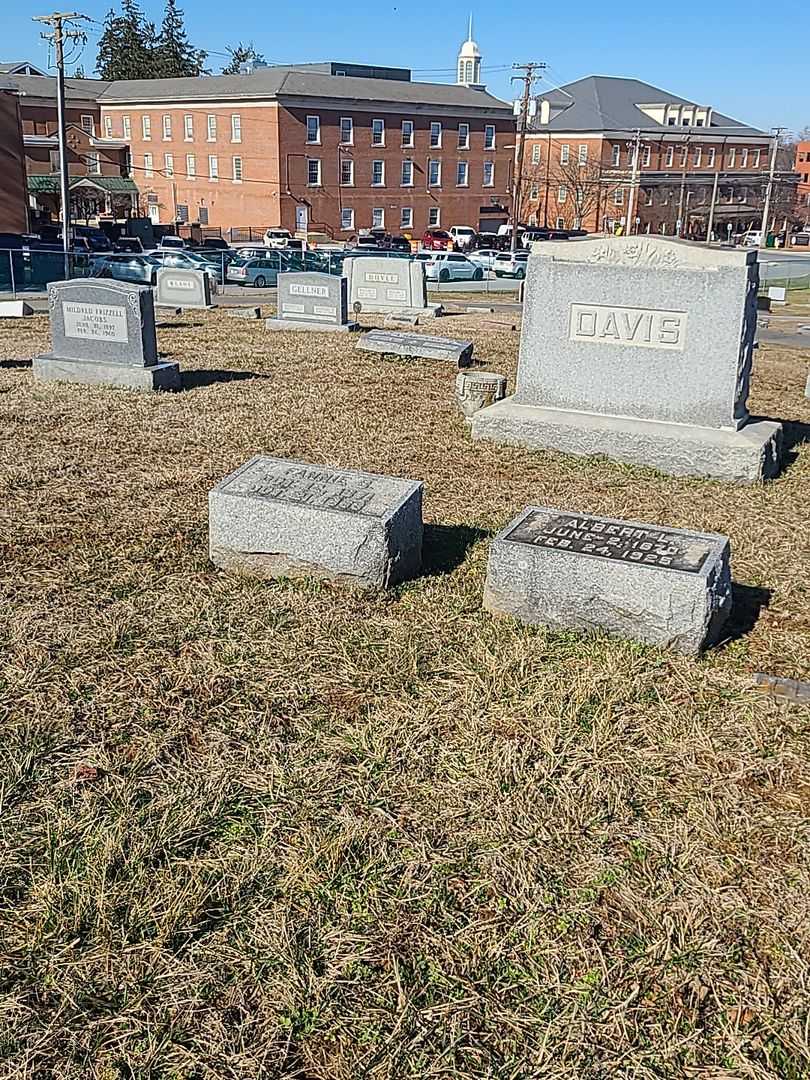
top-left (227, 306), bottom-right (262, 319)
top-left (209, 455), bottom-right (423, 589)
top-left (344, 257), bottom-right (442, 318)
top-left (0, 300), bottom-right (34, 318)
top-left (265, 272), bottom-right (358, 332)
top-left (32, 278), bottom-right (180, 391)
top-left (484, 505), bottom-right (732, 655)
top-left (155, 267), bottom-right (213, 309)
top-left (357, 329), bottom-right (473, 366)
top-left (455, 371), bottom-right (507, 419)
top-left (472, 236), bottom-right (782, 482)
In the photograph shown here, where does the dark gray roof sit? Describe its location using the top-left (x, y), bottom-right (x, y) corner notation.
top-left (4, 73), bottom-right (110, 103)
top-left (0, 61), bottom-right (48, 75)
top-left (98, 67), bottom-right (511, 113)
top-left (531, 75), bottom-right (765, 136)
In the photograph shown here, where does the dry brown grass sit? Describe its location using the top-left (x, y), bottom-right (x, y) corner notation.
top-left (1, 310), bottom-right (809, 1080)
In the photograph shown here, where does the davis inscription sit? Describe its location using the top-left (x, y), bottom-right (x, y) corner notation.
top-left (221, 460), bottom-right (389, 516)
top-left (505, 510), bottom-right (711, 573)
top-left (63, 301), bottom-right (128, 343)
top-left (569, 303), bottom-right (687, 351)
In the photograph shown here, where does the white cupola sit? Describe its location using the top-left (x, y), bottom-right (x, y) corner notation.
top-left (457, 15), bottom-right (483, 88)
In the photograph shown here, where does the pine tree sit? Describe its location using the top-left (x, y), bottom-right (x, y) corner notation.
top-left (221, 42), bottom-right (266, 76)
top-left (95, 1), bottom-right (159, 80)
top-left (155, 0), bottom-right (207, 78)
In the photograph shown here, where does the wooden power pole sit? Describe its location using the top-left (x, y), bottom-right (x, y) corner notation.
top-left (510, 61), bottom-right (545, 252)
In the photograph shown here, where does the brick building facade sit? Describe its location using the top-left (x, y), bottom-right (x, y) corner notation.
top-left (796, 140), bottom-right (810, 210)
top-left (0, 81), bottom-right (28, 233)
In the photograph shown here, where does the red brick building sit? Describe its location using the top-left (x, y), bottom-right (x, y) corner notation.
top-left (0, 80), bottom-right (28, 233)
top-left (522, 77), bottom-right (783, 239)
top-left (796, 140), bottom-right (810, 211)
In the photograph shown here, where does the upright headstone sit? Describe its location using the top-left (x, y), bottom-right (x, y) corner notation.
top-left (265, 272), bottom-right (358, 332)
top-left (484, 505), bottom-right (732, 655)
top-left (344, 257), bottom-right (442, 319)
top-left (472, 236), bottom-right (782, 482)
top-left (32, 278), bottom-right (180, 391)
top-left (155, 267), bottom-right (213, 309)
top-left (209, 456), bottom-right (423, 589)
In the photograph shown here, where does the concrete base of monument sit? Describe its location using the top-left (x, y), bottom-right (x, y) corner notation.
top-left (32, 355), bottom-right (181, 391)
top-left (264, 318), bottom-right (360, 333)
top-left (471, 398), bottom-right (783, 483)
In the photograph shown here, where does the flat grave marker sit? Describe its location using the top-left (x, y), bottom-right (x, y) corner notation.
top-left (357, 329), bottom-right (473, 366)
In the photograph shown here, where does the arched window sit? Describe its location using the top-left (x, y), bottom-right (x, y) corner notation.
top-left (465, 60), bottom-right (473, 82)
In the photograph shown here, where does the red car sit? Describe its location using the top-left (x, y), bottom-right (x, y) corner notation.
top-left (421, 229), bottom-right (453, 251)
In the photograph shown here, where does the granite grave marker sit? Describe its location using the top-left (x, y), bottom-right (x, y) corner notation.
top-left (343, 257), bottom-right (442, 318)
top-left (357, 329), bottom-right (473, 366)
top-left (265, 272), bottom-right (358, 332)
top-left (155, 267), bottom-right (213, 309)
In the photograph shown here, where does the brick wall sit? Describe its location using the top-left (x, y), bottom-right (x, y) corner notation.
top-left (0, 90), bottom-right (28, 233)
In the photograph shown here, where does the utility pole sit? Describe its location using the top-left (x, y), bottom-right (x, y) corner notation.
top-left (676, 136), bottom-right (691, 239)
top-left (509, 61), bottom-right (545, 253)
top-left (705, 137), bottom-right (728, 245)
top-left (624, 130), bottom-right (642, 236)
top-left (760, 127), bottom-right (786, 248)
top-left (33, 11), bottom-right (88, 274)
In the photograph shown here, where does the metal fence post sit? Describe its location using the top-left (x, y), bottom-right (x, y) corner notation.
top-left (8, 250), bottom-right (16, 298)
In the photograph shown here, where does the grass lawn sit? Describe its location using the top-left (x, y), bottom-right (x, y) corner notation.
top-left (1, 310), bottom-right (809, 1079)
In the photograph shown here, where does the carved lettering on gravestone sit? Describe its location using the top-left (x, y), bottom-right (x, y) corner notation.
top-left (387, 289), bottom-right (408, 301)
top-left (357, 288), bottom-right (377, 299)
top-left (289, 284), bottom-right (330, 297)
top-left (164, 277), bottom-right (196, 291)
top-left (569, 303), bottom-right (687, 351)
top-left (62, 301), bottom-right (129, 343)
top-left (505, 510), bottom-right (712, 573)
top-left (220, 460), bottom-right (390, 516)
top-left (365, 272), bottom-right (399, 284)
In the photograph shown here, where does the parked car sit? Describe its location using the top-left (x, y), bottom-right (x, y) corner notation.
top-left (416, 251), bottom-right (483, 282)
top-left (199, 236), bottom-right (229, 250)
top-left (90, 253), bottom-right (158, 284)
top-left (74, 225), bottom-right (113, 252)
top-left (227, 256), bottom-right (281, 287)
top-left (113, 236), bottom-right (144, 253)
top-left (493, 250), bottom-right (530, 278)
top-left (449, 225), bottom-right (477, 250)
top-left (263, 228), bottom-right (293, 248)
top-left (467, 248), bottom-right (501, 271)
top-left (148, 248), bottom-right (222, 283)
top-left (421, 229), bottom-right (454, 251)
top-left (789, 232), bottom-right (810, 247)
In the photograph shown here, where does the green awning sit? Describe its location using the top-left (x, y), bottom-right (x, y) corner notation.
top-left (28, 174), bottom-right (138, 194)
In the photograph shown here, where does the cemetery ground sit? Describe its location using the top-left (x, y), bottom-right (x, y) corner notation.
top-left (1, 309), bottom-right (809, 1079)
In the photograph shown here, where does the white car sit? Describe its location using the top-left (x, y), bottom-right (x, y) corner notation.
top-left (493, 250), bottom-right (530, 279)
top-left (263, 228), bottom-right (293, 248)
top-left (416, 252), bottom-right (483, 282)
top-left (449, 226), bottom-right (477, 250)
top-left (468, 248), bottom-right (501, 271)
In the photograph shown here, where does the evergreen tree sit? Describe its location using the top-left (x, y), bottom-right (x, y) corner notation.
top-left (155, 0), bottom-right (207, 77)
top-left (221, 41), bottom-right (266, 75)
top-left (95, 1), bottom-right (159, 80)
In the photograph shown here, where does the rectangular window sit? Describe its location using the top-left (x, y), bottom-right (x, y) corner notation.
top-left (484, 124), bottom-right (496, 150)
top-left (578, 144), bottom-right (588, 165)
top-left (198, 207), bottom-right (208, 225)
top-left (741, 148), bottom-right (749, 167)
top-left (752, 149), bottom-right (761, 167)
top-left (611, 143), bottom-right (621, 167)
top-left (401, 120), bottom-right (414, 147)
top-left (613, 188), bottom-right (624, 205)
top-left (680, 147), bottom-right (688, 167)
top-left (693, 147), bottom-right (702, 167)
top-left (340, 158), bottom-right (354, 185)
top-left (87, 151), bottom-right (100, 175)
top-left (207, 114), bottom-right (216, 141)
top-left (532, 143), bottom-right (541, 164)
top-left (163, 152), bottom-right (174, 178)
top-left (122, 115), bottom-right (131, 140)
top-left (456, 161), bottom-right (469, 186)
top-left (707, 147), bottom-right (716, 167)
top-left (306, 115), bottom-right (320, 144)
top-left (401, 159), bottom-right (413, 186)
top-left (665, 146), bottom-right (674, 167)
top-left (642, 145), bottom-right (651, 166)
top-left (458, 123), bottom-right (470, 149)
top-left (428, 159), bottom-right (441, 186)
top-left (400, 206), bottom-right (413, 229)
top-left (208, 154), bottom-right (218, 180)
top-left (143, 152), bottom-right (153, 177)
top-left (176, 203), bottom-right (189, 224)
top-left (162, 115), bottom-right (171, 140)
top-left (428, 206), bottom-right (440, 226)
top-left (340, 207), bottom-right (354, 231)
top-left (556, 216), bottom-right (565, 229)
top-left (530, 181), bottom-right (539, 199)
top-left (49, 149), bottom-right (60, 171)
top-left (372, 118), bottom-right (385, 146)
top-left (371, 160), bottom-right (384, 185)
top-left (560, 144), bottom-right (570, 164)
top-left (231, 114), bottom-right (241, 143)
top-left (430, 121), bottom-right (442, 148)
top-left (728, 148), bottom-right (736, 167)
top-left (104, 116), bottom-right (112, 138)
top-left (644, 188), bottom-right (653, 205)
top-left (557, 184), bottom-right (567, 203)
top-left (81, 114), bottom-right (94, 135)
top-left (142, 115), bottom-right (151, 140)
top-left (307, 158), bottom-right (321, 185)
top-left (483, 160), bottom-right (494, 187)
top-left (340, 117), bottom-right (353, 145)
top-left (184, 114), bottom-right (193, 140)
top-left (372, 207), bottom-right (384, 228)
top-left (232, 156), bottom-right (243, 182)
top-left (186, 153), bottom-right (196, 178)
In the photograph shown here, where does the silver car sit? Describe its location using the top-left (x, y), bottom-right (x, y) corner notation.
top-left (148, 249), bottom-right (223, 284)
top-left (227, 256), bottom-right (281, 287)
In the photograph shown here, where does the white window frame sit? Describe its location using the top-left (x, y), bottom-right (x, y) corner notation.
top-left (693, 147), bottom-right (702, 167)
top-left (557, 184), bottom-right (567, 203)
top-left (306, 115), bottom-right (320, 145)
top-left (340, 207), bottom-right (354, 231)
top-left (163, 152), bottom-right (174, 178)
top-left (372, 118), bottom-right (385, 147)
top-left (532, 143), bottom-right (541, 165)
top-left (428, 206), bottom-right (440, 226)
top-left (560, 143), bottom-right (570, 165)
top-left (457, 123), bottom-right (470, 150)
top-left (484, 124), bottom-right (496, 150)
top-left (665, 146), bottom-right (674, 167)
top-left (578, 144), bottom-right (588, 165)
top-left (644, 188), bottom-right (653, 206)
top-left (430, 121), bottom-right (442, 148)
top-left (232, 155), bottom-right (243, 183)
top-left (555, 216), bottom-right (565, 229)
top-left (752, 148), bottom-right (761, 167)
top-left (483, 160), bottom-right (494, 187)
top-left (143, 152), bottom-right (153, 177)
top-left (339, 116), bottom-right (353, 145)
top-left (142, 115), bottom-right (151, 140)
top-left (87, 151), bottom-right (101, 175)
top-left (529, 181), bottom-right (539, 199)
top-left (401, 120), bottom-right (414, 147)
top-left (401, 159), bottom-right (413, 187)
top-left (122, 115), bottom-right (131, 140)
top-left (81, 114), bottom-right (94, 135)
top-left (162, 114), bottom-right (172, 140)
top-left (400, 206), bottom-right (413, 229)
top-left (207, 114), bottom-right (217, 141)
top-left (371, 160), bottom-right (385, 186)
top-left (428, 159), bottom-right (441, 187)
top-left (307, 158), bottom-right (321, 186)
top-left (208, 154), bottom-right (219, 181)
top-left (186, 153), bottom-right (196, 178)
top-left (456, 160), bottom-right (469, 187)
top-left (371, 207), bottom-right (384, 228)
top-left (104, 116), bottom-right (113, 138)
top-left (340, 157), bottom-right (354, 186)
top-left (707, 147), bottom-right (716, 167)
top-left (183, 114), bottom-right (193, 141)
top-left (741, 148), bottom-right (749, 167)
top-left (641, 145), bottom-right (651, 167)
top-left (728, 148), bottom-right (736, 167)
top-left (611, 143), bottom-right (621, 167)
top-left (613, 187), bottom-right (624, 206)
top-left (231, 114), bottom-right (241, 143)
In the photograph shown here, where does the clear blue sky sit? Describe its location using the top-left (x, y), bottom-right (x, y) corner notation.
top-left (10, 0), bottom-right (809, 132)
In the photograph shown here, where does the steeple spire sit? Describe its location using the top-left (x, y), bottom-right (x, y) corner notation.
top-left (468, 13), bottom-right (473, 41)
top-left (457, 13), bottom-right (483, 88)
